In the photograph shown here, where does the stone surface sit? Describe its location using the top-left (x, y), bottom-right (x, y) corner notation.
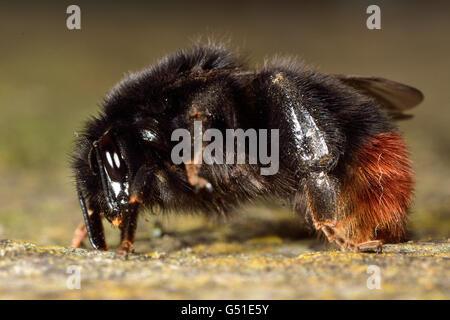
top-left (0, 237), bottom-right (448, 299)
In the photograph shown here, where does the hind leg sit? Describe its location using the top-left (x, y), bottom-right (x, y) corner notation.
top-left (305, 133), bottom-right (414, 252)
top-left (256, 72), bottom-right (368, 250)
top-left (303, 171), bottom-right (383, 253)
top-left (314, 220), bottom-right (382, 253)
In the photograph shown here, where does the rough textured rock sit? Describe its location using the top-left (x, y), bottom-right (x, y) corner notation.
top-left (0, 237), bottom-right (448, 299)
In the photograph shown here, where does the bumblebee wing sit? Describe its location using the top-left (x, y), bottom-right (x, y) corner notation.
top-left (335, 75), bottom-right (424, 120)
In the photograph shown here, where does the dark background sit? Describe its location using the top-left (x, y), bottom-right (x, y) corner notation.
top-left (0, 0), bottom-right (448, 246)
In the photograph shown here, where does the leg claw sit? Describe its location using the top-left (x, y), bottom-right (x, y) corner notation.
top-left (116, 240), bottom-right (134, 257)
top-left (318, 224), bottom-right (383, 253)
top-left (357, 240), bottom-right (383, 253)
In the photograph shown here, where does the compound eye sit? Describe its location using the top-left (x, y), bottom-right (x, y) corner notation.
top-left (98, 134), bottom-right (127, 183)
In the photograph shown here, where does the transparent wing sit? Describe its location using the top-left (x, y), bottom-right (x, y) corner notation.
top-left (335, 74), bottom-right (424, 120)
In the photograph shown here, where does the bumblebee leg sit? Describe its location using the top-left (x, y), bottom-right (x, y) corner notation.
top-left (303, 172), bottom-right (344, 249)
top-left (116, 206), bottom-right (139, 255)
top-left (303, 171), bottom-right (382, 253)
top-left (316, 221), bottom-right (382, 253)
top-left (71, 221), bottom-right (87, 248)
top-left (255, 72), bottom-right (379, 251)
top-left (253, 71), bottom-right (340, 173)
top-left (184, 105), bottom-right (214, 192)
top-left (305, 172), bottom-right (339, 225)
top-left (185, 159), bottom-right (212, 192)
top-left (314, 133), bottom-right (414, 253)
top-left (356, 240), bottom-right (383, 252)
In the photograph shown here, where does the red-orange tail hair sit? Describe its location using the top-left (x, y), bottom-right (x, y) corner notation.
top-left (338, 132), bottom-right (414, 244)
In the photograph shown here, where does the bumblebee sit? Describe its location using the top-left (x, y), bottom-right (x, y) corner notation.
top-left (71, 42), bottom-right (423, 254)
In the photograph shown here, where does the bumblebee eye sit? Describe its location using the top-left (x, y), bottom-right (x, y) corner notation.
top-left (98, 134), bottom-right (127, 183)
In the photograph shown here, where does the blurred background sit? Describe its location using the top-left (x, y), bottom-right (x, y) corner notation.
top-left (0, 0), bottom-right (448, 248)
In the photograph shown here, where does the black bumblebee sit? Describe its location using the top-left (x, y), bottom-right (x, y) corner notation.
top-left (71, 42), bottom-right (423, 254)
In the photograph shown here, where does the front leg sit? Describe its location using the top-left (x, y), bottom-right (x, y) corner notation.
top-left (116, 206), bottom-right (139, 255)
top-left (71, 221), bottom-right (87, 248)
